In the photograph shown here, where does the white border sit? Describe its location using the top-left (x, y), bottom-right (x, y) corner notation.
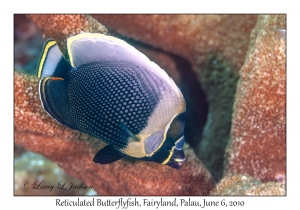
top-left (4, 0), bottom-right (299, 209)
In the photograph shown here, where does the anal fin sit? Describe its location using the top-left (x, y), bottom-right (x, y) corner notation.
top-left (93, 145), bottom-right (126, 164)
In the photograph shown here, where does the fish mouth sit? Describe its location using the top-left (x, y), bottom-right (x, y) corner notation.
top-left (166, 148), bottom-right (185, 169)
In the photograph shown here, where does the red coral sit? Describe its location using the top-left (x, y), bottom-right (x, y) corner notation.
top-left (225, 15), bottom-right (286, 183)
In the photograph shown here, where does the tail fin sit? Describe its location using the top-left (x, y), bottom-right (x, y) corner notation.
top-left (37, 40), bottom-right (71, 79)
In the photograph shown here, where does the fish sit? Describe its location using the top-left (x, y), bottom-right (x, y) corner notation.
top-left (37, 33), bottom-right (186, 169)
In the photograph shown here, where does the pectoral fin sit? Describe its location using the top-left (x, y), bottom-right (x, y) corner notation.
top-left (119, 121), bottom-right (139, 142)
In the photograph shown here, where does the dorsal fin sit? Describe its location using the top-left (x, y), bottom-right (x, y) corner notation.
top-left (37, 40), bottom-right (71, 79)
top-left (66, 33), bottom-right (176, 90)
top-left (66, 33), bottom-right (151, 68)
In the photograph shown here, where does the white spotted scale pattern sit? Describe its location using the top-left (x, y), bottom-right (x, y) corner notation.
top-left (64, 61), bottom-right (165, 150)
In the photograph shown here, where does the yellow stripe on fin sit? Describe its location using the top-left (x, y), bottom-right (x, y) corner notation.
top-left (37, 40), bottom-right (57, 79)
top-left (162, 147), bottom-right (174, 165)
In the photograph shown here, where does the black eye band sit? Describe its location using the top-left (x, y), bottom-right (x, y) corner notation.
top-left (166, 112), bottom-right (186, 142)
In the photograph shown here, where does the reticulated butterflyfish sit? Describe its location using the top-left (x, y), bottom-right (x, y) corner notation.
top-left (37, 33), bottom-right (186, 169)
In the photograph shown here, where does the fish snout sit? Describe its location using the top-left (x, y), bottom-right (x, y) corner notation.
top-left (166, 148), bottom-right (185, 169)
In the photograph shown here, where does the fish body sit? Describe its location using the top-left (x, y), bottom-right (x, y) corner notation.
top-left (37, 33), bottom-right (186, 169)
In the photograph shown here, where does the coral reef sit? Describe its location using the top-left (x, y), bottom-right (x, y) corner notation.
top-left (27, 15), bottom-right (108, 60)
top-left (93, 15), bottom-right (257, 70)
top-left (224, 15), bottom-right (286, 183)
top-left (210, 174), bottom-right (285, 195)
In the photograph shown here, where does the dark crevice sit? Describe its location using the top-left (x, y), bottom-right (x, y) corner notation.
top-left (169, 54), bottom-right (209, 147)
top-left (195, 54), bottom-right (239, 182)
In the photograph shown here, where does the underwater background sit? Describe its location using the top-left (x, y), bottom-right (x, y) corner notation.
top-left (14, 14), bottom-right (286, 195)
